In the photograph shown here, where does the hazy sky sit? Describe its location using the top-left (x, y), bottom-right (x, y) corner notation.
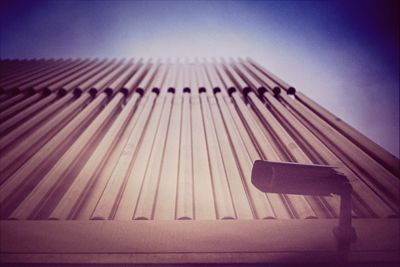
top-left (1, 0), bottom-right (398, 156)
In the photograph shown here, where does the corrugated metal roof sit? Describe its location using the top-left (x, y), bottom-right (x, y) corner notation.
top-left (0, 58), bottom-right (398, 220)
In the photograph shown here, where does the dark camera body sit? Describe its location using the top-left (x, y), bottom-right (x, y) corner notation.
top-left (251, 160), bottom-right (352, 196)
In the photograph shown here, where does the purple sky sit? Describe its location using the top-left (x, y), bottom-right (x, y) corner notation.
top-left (1, 0), bottom-right (398, 156)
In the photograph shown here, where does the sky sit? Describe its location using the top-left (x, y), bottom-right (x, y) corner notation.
top-left (0, 0), bottom-right (399, 156)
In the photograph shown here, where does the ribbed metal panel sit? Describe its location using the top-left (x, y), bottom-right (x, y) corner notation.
top-left (0, 58), bottom-right (398, 220)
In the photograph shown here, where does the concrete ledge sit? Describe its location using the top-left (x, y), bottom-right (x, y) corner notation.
top-left (1, 219), bottom-right (399, 264)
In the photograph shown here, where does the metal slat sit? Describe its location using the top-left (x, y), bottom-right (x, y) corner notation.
top-left (233, 61), bottom-right (338, 219)
top-left (0, 93), bottom-right (58, 135)
top-left (0, 59), bottom-right (44, 82)
top-left (57, 59), bottom-right (109, 94)
top-left (0, 59), bottom-right (64, 89)
top-left (0, 94), bottom-right (91, 181)
top-left (113, 93), bottom-right (167, 220)
top-left (90, 93), bottom-right (157, 220)
top-left (222, 61), bottom-right (318, 219)
top-left (269, 94), bottom-right (395, 217)
top-left (246, 57), bottom-right (399, 177)
top-left (280, 93), bottom-right (400, 211)
top-left (134, 93), bottom-right (173, 220)
top-left (185, 63), bottom-right (216, 220)
top-left (10, 92), bottom-right (121, 219)
top-left (171, 63), bottom-right (194, 220)
top-left (204, 64), bottom-right (255, 219)
top-left (0, 92), bottom-right (29, 111)
top-left (32, 59), bottom-right (95, 93)
top-left (0, 94), bottom-right (74, 153)
top-left (50, 92), bottom-right (142, 219)
top-left (16, 59), bottom-right (85, 93)
top-left (91, 64), bottom-right (164, 220)
top-left (75, 59), bottom-right (119, 95)
top-left (76, 92), bottom-right (150, 219)
top-left (0, 94), bottom-right (99, 209)
top-left (0, 58), bottom-right (397, 221)
top-left (214, 62), bottom-right (299, 219)
top-left (0, 93), bottom-right (43, 121)
top-left (195, 63), bottom-right (237, 219)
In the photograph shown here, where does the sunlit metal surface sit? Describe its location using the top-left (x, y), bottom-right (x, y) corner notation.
top-left (0, 58), bottom-right (398, 221)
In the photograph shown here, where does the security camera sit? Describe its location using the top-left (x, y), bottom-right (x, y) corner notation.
top-left (251, 160), bottom-right (356, 247)
top-left (251, 160), bottom-right (352, 196)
